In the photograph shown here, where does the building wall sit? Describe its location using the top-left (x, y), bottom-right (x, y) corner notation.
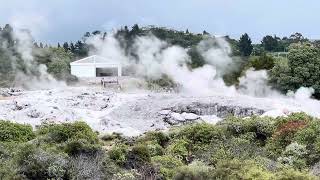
top-left (71, 64), bottom-right (122, 77)
top-left (71, 64), bottom-right (96, 77)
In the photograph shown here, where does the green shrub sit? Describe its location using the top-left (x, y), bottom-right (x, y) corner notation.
top-left (64, 139), bottom-right (101, 156)
top-left (171, 123), bottom-right (225, 151)
top-left (68, 153), bottom-right (119, 180)
top-left (0, 121), bottom-right (35, 142)
top-left (137, 131), bottom-right (170, 147)
top-left (146, 142), bottom-right (164, 157)
top-left (213, 159), bottom-right (274, 180)
top-left (14, 143), bottom-right (68, 179)
top-left (166, 139), bottom-right (189, 161)
top-left (131, 144), bottom-right (151, 163)
top-left (275, 168), bottom-right (316, 180)
top-left (248, 53), bottom-right (275, 70)
top-left (294, 120), bottom-right (320, 165)
top-left (37, 121), bottom-right (98, 144)
top-left (174, 161), bottom-right (214, 180)
top-left (108, 144), bottom-right (128, 166)
top-left (266, 113), bottom-right (312, 158)
top-left (222, 116), bottom-right (276, 144)
top-left (152, 155), bottom-right (184, 179)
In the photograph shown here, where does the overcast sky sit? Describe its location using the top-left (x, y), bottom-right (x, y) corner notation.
top-left (0, 0), bottom-right (318, 44)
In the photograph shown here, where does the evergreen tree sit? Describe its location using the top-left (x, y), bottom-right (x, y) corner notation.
top-left (39, 42), bottom-right (44, 48)
top-left (238, 33), bottom-right (253, 56)
top-left (70, 42), bottom-right (75, 53)
top-left (261, 35), bottom-right (279, 52)
top-left (1, 24), bottom-right (14, 47)
top-left (203, 30), bottom-right (209, 35)
top-left (63, 42), bottom-right (69, 52)
top-left (92, 30), bottom-right (101, 35)
top-left (130, 24), bottom-right (141, 36)
top-left (58, 43), bottom-right (61, 48)
top-left (33, 42), bottom-right (39, 48)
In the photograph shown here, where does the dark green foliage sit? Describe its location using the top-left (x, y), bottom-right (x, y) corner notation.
top-left (15, 143), bottom-right (68, 179)
top-left (238, 33), bottom-right (253, 56)
top-left (152, 155), bottom-right (183, 179)
top-left (37, 121), bottom-right (98, 144)
top-left (137, 131), bottom-right (170, 147)
top-left (187, 46), bottom-right (206, 68)
top-left (174, 161), bottom-right (214, 180)
top-left (262, 35), bottom-right (280, 52)
top-left (64, 139), bottom-right (101, 156)
top-left (172, 123), bottom-right (225, 147)
top-left (249, 54), bottom-right (275, 70)
top-left (0, 114), bottom-right (319, 179)
top-left (0, 121), bottom-right (35, 142)
top-left (131, 144), bottom-right (151, 163)
top-left (108, 144), bottom-right (128, 166)
top-left (269, 43), bottom-right (320, 98)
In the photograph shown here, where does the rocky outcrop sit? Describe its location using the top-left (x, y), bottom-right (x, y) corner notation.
top-left (169, 102), bottom-right (265, 118)
top-left (160, 102), bottom-right (265, 125)
top-left (0, 88), bottom-right (23, 97)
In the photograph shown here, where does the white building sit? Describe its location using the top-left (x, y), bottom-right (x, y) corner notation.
top-left (70, 55), bottom-right (122, 77)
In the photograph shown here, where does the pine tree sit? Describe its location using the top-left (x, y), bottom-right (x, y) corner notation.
top-left (63, 42), bottom-right (69, 52)
top-left (238, 33), bottom-right (253, 56)
top-left (58, 43), bottom-right (61, 48)
top-left (39, 42), bottom-right (44, 48)
top-left (70, 42), bottom-right (75, 53)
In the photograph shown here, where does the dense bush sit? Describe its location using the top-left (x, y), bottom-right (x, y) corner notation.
top-left (15, 143), bottom-right (69, 179)
top-left (37, 121), bottom-right (98, 144)
top-left (1, 113), bottom-right (320, 179)
top-left (174, 161), bottom-right (214, 180)
top-left (0, 121), bottom-right (35, 142)
top-left (248, 54), bottom-right (275, 70)
top-left (152, 155), bottom-right (183, 179)
top-left (269, 43), bottom-right (320, 98)
top-left (108, 144), bottom-right (128, 166)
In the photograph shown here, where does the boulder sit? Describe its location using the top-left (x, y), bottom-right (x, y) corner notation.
top-left (181, 112), bottom-right (199, 120)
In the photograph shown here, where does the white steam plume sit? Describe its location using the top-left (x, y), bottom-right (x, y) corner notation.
top-left (10, 18), bottom-right (66, 89)
top-left (88, 34), bottom-right (237, 95)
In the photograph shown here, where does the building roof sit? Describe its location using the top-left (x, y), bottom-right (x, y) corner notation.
top-left (70, 55), bottom-right (120, 65)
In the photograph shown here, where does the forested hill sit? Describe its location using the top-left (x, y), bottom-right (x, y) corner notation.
top-left (1, 23), bottom-right (320, 99)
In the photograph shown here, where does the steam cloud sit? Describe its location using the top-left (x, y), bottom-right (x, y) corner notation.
top-left (88, 33), bottom-right (237, 95)
top-left (11, 28), bottom-right (66, 89)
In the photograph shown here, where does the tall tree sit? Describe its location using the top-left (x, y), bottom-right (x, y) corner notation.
top-left (39, 42), bottom-right (44, 48)
top-left (1, 24), bottom-right (14, 47)
top-left (238, 33), bottom-right (253, 56)
top-left (70, 42), bottom-right (75, 53)
top-left (130, 24), bottom-right (141, 36)
top-left (261, 35), bottom-right (279, 52)
top-left (63, 42), bottom-right (69, 52)
top-left (92, 30), bottom-right (101, 35)
top-left (57, 43), bottom-right (61, 48)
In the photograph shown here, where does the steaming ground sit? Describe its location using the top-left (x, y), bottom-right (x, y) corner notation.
top-left (1, 80), bottom-right (320, 136)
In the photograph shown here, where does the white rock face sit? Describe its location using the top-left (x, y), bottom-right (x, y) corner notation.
top-left (1, 85), bottom-right (320, 136)
top-left (200, 115), bottom-right (222, 124)
top-left (170, 112), bottom-right (185, 121)
top-left (158, 110), bottom-right (171, 115)
top-left (181, 112), bottom-right (199, 120)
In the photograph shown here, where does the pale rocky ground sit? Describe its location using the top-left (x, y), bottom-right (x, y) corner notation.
top-left (1, 78), bottom-right (320, 136)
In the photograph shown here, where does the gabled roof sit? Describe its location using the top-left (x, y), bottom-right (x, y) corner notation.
top-left (70, 55), bottom-right (120, 65)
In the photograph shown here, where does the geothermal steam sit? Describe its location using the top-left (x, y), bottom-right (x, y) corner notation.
top-left (88, 34), bottom-right (237, 95)
top-left (10, 28), bottom-right (66, 89)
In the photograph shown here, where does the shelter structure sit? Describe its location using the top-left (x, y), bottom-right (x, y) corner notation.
top-left (70, 55), bottom-right (122, 77)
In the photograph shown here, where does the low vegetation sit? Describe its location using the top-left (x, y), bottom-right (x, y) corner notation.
top-left (1, 112), bottom-right (320, 179)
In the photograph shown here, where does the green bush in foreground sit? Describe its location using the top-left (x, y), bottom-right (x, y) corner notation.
top-left (1, 113), bottom-right (320, 179)
top-left (0, 120), bottom-right (35, 142)
top-left (37, 121), bottom-right (98, 144)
